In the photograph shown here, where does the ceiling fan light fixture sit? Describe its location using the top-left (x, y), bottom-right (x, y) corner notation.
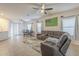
top-left (33, 3), bottom-right (53, 15)
top-left (40, 9), bottom-right (44, 14)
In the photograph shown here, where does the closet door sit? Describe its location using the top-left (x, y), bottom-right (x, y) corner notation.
top-left (61, 16), bottom-right (76, 40)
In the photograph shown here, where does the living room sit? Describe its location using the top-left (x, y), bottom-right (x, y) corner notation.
top-left (0, 3), bottom-right (79, 56)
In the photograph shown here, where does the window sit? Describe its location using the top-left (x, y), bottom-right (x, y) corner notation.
top-left (27, 23), bottom-right (32, 32)
top-left (10, 23), bottom-right (19, 36)
top-left (10, 22), bottom-right (14, 36)
top-left (37, 22), bottom-right (42, 33)
top-left (61, 16), bottom-right (76, 39)
top-left (13, 23), bottom-right (19, 35)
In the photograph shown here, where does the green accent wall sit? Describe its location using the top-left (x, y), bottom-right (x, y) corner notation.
top-left (45, 17), bottom-right (58, 26)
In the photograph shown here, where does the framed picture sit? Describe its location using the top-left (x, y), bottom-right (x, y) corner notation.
top-left (45, 17), bottom-right (58, 26)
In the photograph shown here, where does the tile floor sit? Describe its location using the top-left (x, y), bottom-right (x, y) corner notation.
top-left (0, 35), bottom-right (79, 56)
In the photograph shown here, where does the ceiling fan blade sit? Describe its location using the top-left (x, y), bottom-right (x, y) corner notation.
top-left (41, 3), bottom-right (45, 9)
top-left (32, 7), bottom-right (39, 10)
top-left (45, 8), bottom-right (53, 10)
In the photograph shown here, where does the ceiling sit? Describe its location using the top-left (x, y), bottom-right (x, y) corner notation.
top-left (0, 3), bottom-right (79, 22)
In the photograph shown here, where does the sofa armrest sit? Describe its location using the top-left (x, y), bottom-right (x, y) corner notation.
top-left (41, 42), bottom-right (62, 56)
top-left (60, 39), bottom-right (71, 55)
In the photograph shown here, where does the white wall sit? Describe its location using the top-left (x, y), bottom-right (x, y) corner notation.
top-left (0, 31), bottom-right (8, 41)
top-left (0, 17), bottom-right (9, 41)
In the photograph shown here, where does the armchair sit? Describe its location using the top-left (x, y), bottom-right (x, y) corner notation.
top-left (41, 32), bottom-right (71, 56)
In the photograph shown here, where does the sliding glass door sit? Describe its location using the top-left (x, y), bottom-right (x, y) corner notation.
top-left (61, 16), bottom-right (76, 40)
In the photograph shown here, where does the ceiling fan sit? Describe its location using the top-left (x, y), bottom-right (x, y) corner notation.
top-left (33, 4), bottom-right (53, 14)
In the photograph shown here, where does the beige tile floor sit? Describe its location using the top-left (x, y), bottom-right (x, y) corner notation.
top-left (66, 40), bottom-right (79, 56)
top-left (0, 36), bottom-right (41, 56)
top-left (0, 35), bottom-right (79, 56)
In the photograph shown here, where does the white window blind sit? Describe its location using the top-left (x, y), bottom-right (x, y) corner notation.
top-left (62, 16), bottom-right (76, 36)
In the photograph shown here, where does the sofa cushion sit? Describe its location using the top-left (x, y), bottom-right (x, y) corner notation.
top-left (44, 37), bottom-right (59, 45)
top-left (37, 31), bottom-right (65, 40)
